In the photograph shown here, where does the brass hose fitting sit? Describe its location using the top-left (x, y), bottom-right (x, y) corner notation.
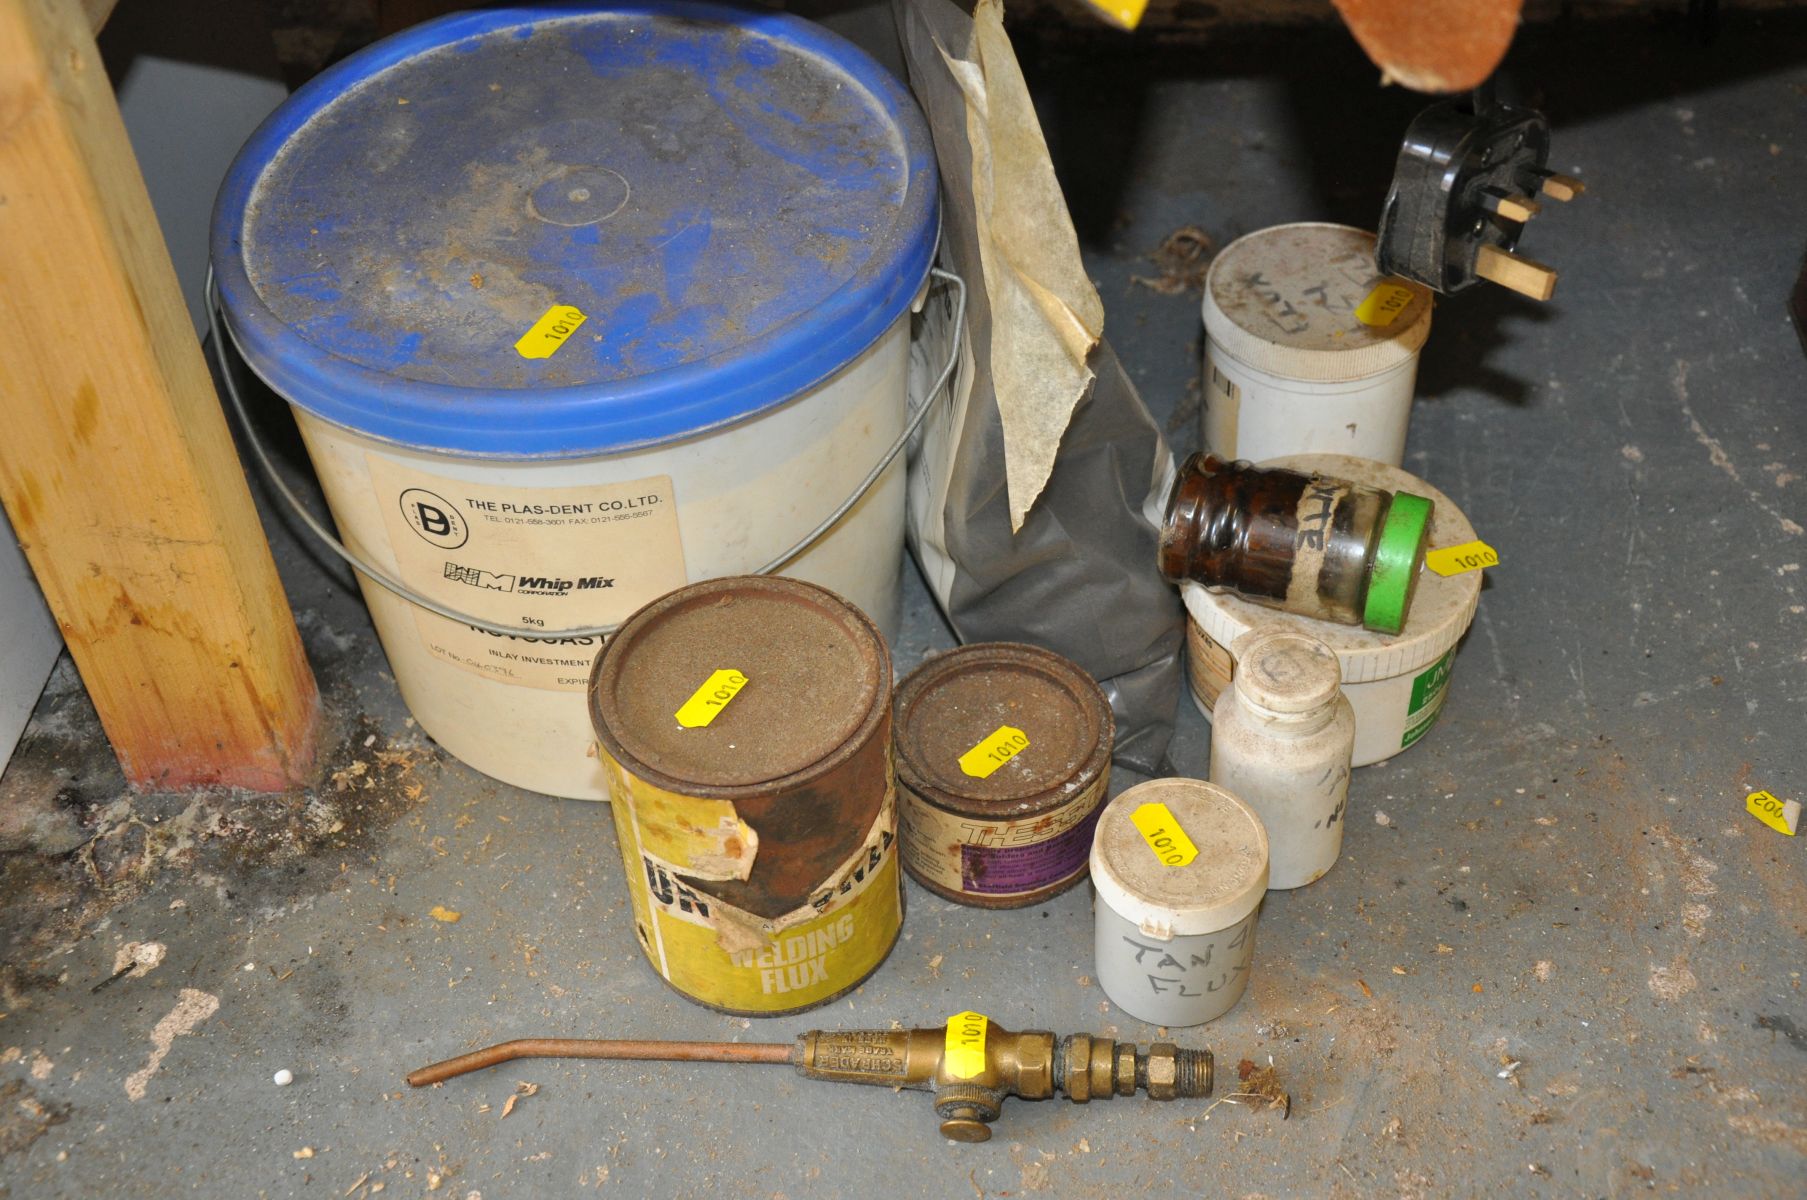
top-left (792, 1018), bottom-right (1212, 1141)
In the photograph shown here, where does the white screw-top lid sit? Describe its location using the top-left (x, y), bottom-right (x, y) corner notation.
top-left (1186, 454), bottom-right (1482, 683)
top-left (1232, 631), bottom-right (1342, 714)
top-left (1090, 778), bottom-right (1269, 940)
top-left (1202, 223), bottom-right (1433, 382)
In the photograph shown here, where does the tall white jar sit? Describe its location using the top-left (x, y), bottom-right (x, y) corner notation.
top-left (1209, 632), bottom-right (1355, 889)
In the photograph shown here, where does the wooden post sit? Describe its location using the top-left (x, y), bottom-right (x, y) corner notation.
top-left (0, 0), bottom-right (319, 790)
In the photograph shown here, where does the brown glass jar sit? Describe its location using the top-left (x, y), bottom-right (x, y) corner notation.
top-left (1158, 453), bottom-right (1433, 634)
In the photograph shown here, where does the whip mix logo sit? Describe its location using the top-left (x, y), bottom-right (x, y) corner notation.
top-left (443, 564), bottom-right (616, 596)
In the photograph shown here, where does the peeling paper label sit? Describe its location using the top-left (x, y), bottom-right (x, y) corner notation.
top-left (605, 751), bottom-right (900, 1012)
top-left (607, 767), bottom-right (757, 883)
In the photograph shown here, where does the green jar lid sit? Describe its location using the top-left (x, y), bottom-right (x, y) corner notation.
top-left (1363, 492), bottom-right (1434, 634)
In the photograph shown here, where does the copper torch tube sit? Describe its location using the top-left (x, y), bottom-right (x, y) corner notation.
top-left (407, 1038), bottom-right (794, 1087)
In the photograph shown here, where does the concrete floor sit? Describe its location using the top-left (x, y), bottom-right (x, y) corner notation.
top-left (3, 12), bottom-right (1806, 1199)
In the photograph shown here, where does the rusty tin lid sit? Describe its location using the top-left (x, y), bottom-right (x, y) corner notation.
top-left (589, 576), bottom-right (889, 793)
top-left (893, 643), bottom-right (1113, 820)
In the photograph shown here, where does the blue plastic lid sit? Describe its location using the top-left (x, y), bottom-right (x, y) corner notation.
top-left (211, 2), bottom-right (938, 458)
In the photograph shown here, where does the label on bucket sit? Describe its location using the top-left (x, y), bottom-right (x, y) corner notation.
top-left (675, 670), bottom-right (749, 729)
top-left (514, 304), bottom-right (588, 359)
top-left (1400, 648), bottom-right (1457, 749)
top-left (958, 726), bottom-right (1029, 780)
top-left (943, 1012), bottom-right (989, 1080)
top-left (366, 456), bottom-right (687, 691)
top-left (1130, 802), bottom-right (1198, 867)
top-left (899, 772), bottom-right (1107, 900)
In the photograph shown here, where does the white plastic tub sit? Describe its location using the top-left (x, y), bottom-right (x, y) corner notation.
top-left (1090, 778), bottom-right (1269, 1028)
top-left (1184, 454), bottom-right (1482, 767)
top-left (1203, 224), bottom-right (1433, 467)
top-left (212, 5), bottom-right (941, 799)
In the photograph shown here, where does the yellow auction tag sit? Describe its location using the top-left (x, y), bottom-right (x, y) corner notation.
top-left (958, 725), bottom-right (1029, 780)
top-left (1081, 0), bottom-right (1149, 29)
top-left (1425, 540), bottom-right (1500, 577)
top-left (944, 1011), bottom-right (989, 1080)
top-left (674, 669), bottom-right (748, 729)
top-left (1355, 282), bottom-right (1416, 328)
top-left (1747, 790), bottom-right (1800, 836)
top-left (514, 304), bottom-right (588, 359)
top-left (1130, 802), bottom-right (1198, 867)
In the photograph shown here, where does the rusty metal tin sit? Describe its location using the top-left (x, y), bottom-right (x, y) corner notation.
top-left (588, 575), bottom-right (900, 1016)
top-left (894, 643), bottom-right (1113, 909)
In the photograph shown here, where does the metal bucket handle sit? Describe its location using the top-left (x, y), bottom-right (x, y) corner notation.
top-left (204, 266), bottom-right (965, 640)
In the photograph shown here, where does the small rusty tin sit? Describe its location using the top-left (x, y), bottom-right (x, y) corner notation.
top-left (588, 576), bottom-right (900, 1016)
top-left (894, 642), bottom-right (1113, 909)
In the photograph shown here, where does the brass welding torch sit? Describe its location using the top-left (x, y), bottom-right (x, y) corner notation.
top-left (407, 1011), bottom-right (1212, 1141)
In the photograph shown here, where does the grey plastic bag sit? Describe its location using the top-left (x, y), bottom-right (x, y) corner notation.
top-left (897, 0), bottom-right (1183, 772)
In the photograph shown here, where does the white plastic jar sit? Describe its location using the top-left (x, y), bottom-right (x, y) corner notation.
top-left (1090, 778), bottom-right (1268, 1028)
top-left (1203, 224), bottom-right (1433, 467)
top-left (1209, 631), bottom-right (1354, 889)
top-left (1184, 454), bottom-right (1482, 767)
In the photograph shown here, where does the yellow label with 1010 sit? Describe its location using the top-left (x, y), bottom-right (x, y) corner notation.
top-left (944, 1011), bottom-right (989, 1080)
top-left (959, 726), bottom-right (1029, 780)
top-left (514, 304), bottom-right (588, 360)
top-left (675, 669), bottom-right (748, 728)
top-left (1130, 802), bottom-right (1198, 867)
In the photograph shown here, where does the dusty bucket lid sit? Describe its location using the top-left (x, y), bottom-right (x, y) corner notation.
top-left (1203, 223), bottom-right (1432, 382)
top-left (212, 2), bottom-right (939, 459)
top-left (894, 643), bottom-right (1113, 819)
top-left (588, 576), bottom-right (888, 792)
top-left (1090, 778), bottom-right (1269, 940)
top-left (1186, 453), bottom-right (1481, 683)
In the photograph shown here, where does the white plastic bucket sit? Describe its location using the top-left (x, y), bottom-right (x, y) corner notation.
top-left (292, 332), bottom-right (909, 799)
top-left (211, 5), bottom-right (944, 800)
top-left (1203, 224), bottom-right (1433, 467)
top-left (1183, 454), bottom-right (1482, 767)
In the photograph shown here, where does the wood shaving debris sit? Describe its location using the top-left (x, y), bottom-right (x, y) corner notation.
top-left (429, 906), bottom-right (462, 924)
top-left (344, 1172), bottom-right (370, 1196)
top-left (927, 954), bottom-right (943, 978)
top-left (1357, 978), bottom-right (1374, 998)
top-left (294, 1147), bottom-right (316, 1159)
top-left (1225, 1058), bottom-right (1291, 1118)
top-left (1129, 226), bottom-right (1215, 295)
top-left (500, 1080), bottom-right (539, 1119)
